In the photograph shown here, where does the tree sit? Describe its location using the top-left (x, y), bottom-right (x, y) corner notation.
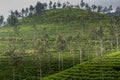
top-left (67, 35), bottom-right (76, 66)
top-left (49, 1), bottom-right (52, 9)
top-left (90, 28), bottom-right (98, 57)
top-left (62, 3), bottom-right (66, 8)
top-left (85, 3), bottom-right (91, 11)
top-left (56, 35), bottom-right (66, 71)
top-left (35, 1), bottom-right (44, 13)
top-left (97, 5), bottom-right (102, 12)
top-left (14, 10), bottom-right (20, 18)
top-left (92, 4), bottom-right (97, 11)
top-left (7, 12), bottom-right (19, 36)
top-left (7, 13), bottom-right (18, 27)
top-left (97, 22), bottom-right (104, 58)
top-left (4, 32), bottom-right (24, 80)
top-left (66, 1), bottom-right (71, 8)
top-left (108, 5), bottom-right (113, 12)
top-left (25, 7), bottom-right (29, 16)
top-left (106, 13), bottom-right (120, 53)
top-left (80, 0), bottom-right (85, 8)
top-left (29, 5), bottom-right (34, 15)
top-left (85, 3), bottom-right (89, 9)
top-left (109, 21), bottom-right (116, 51)
top-left (74, 4), bottom-right (80, 8)
top-left (76, 32), bottom-right (83, 63)
top-left (115, 6), bottom-right (120, 16)
top-left (102, 6), bottom-right (108, 13)
top-left (21, 8), bottom-right (25, 17)
top-left (43, 3), bottom-right (47, 10)
top-left (96, 22), bottom-right (104, 80)
top-left (0, 15), bottom-right (4, 26)
top-left (53, 2), bottom-right (56, 9)
top-left (57, 0), bottom-right (62, 8)
top-left (41, 28), bottom-right (51, 75)
top-left (32, 24), bottom-right (42, 80)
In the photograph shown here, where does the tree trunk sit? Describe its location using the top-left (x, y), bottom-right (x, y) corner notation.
top-left (100, 38), bottom-right (104, 80)
top-left (116, 33), bottom-right (119, 51)
top-left (58, 52), bottom-right (61, 71)
top-left (110, 38), bottom-right (113, 51)
top-left (95, 40), bottom-right (98, 57)
top-left (48, 53), bottom-right (52, 75)
top-left (11, 58), bottom-right (15, 80)
top-left (61, 53), bottom-right (63, 70)
top-left (100, 39), bottom-right (103, 58)
top-left (73, 50), bottom-right (75, 66)
top-left (36, 53), bottom-right (42, 80)
top-left (79, 47), bottom-right (82, 63)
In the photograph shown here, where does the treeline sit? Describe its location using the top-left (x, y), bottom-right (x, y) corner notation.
top-left (0, 0), bottom-right (118, 27)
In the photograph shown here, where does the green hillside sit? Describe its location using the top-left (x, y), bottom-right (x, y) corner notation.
top-left (43, 51), bottom-right (120, 80)
top-left (20, 8), bottom-right (107, 24)
top-left (0, 8), bottom-right (120, 79)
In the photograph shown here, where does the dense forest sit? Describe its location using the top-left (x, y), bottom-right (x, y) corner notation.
top-left (0, 0), bottom-right (120, 80)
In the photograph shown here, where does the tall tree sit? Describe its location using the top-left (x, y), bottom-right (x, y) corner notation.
top-left (57, 0), bottom-right (62, 8)
top-left (66, 1), bottom-right (70, 8)
top-left (7, 13), bottom-right (18, 26)
top-left (0, 15), bottom-right (4, 26)
top-left (32, 24), bottom-right (42, 80)
top-left (56, 35), bottom-right (66, 71)
top-left (85, 3), bottom-right (89, 10)
top-left (97, 5), bottom-right (102, 12)
top-left (76, 32), bottom-right (83, 63)
top-left (41, 28), bottom-right (51, 75)
top-left (29, 5), bottom-right (35, 15)
top-left (92, 4), bottom-right (97, 11)
top-left (53, 2), bottom-right (57, 9)
top-left (67, 35), bottom-right (77, 66)
top-left (96, 22), bottom-right (104, 80)
top-left (109, 21), bottom-right (116, 51)
top-left (80, 0), bottom-right (85, 8)
top-left (21, 8), bottom-right (25, 17)
top-left (35, 1), bottom-right (44, 13)
top-left (90, 28), bottom-right (98, 57)
top-left (108, 5), bottom-right (113, 12)
top-left (115, 6), bottom-right (120, 16)
top-left (62, 3), bottom-right (66, 8)
top-left (14, 10), bottom-right (20, 18)
top-left (25, 7), bottom-right (29, 16)
top-left (102, 6), bottom-right (108, 13)
top-left (97, 22), bottom-right (104, 57)
top-left (49, 1), bottom-right (53, 9)
top-left (113, 17), bottom-right (120, 51)
top-left (7, 12), bottom-right (19, 36)
top-left (43, 3), bottom-right (47, 10)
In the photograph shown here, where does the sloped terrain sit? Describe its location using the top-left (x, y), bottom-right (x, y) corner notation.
top-left (0, 8), bottom-right (119, 79)
top-left (43, 51), bottom-right (120, 80)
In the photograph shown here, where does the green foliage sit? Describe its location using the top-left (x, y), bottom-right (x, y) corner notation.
top-left (0, 8), bottom-right (119, 80)
top-left (7, 14), bottom-right (18, 26)
top-left (43, 51), bottom-right (120, 80)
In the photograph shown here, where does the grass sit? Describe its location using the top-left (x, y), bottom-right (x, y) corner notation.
top-left (43, 51), bottom-right (120, 80)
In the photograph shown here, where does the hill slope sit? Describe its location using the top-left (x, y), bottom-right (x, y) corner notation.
top-left (43, 51), bottom-right (120, 80)
top-left (0, 8), bottom-right (119, 79)
top-left (20, 8), bottom-right (108, 24)
top-left (0, 8), bottom-right (111, 54)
